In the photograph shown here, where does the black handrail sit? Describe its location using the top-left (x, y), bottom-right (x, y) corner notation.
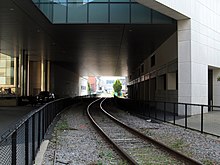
top-left (0, 97), bottom-right (73, 165)
top-left (114, 97), bottom-right (220, 138)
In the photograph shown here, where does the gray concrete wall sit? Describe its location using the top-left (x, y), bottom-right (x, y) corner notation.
top-left (129, 32), bottom-right (178, 102)
top-left (137, 0), bottom-right (220, 112)
top-left (51, 63), bottom-right (79, 98)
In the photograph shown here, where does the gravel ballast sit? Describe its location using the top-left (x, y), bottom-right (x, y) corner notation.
top-left (42, 100), bottom-right (220, 165)
top-left (42, 103), bottom-right (124, 165)
top-left (103, 101), bottom-right (220, 165)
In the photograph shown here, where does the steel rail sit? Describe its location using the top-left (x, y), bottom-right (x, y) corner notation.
top-left (100, 98), bottom-right (202, 165)
top-left (87, 98), bottom-right (138, 165)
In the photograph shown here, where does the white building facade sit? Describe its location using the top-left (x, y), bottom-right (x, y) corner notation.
top-left (131, 0), bottom-right (220, 114)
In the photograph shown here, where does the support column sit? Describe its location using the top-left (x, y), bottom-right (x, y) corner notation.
top-left (178, 19), bottom-right (192, 104)
top-left (46, 60), bottom-right (50, 91)
top-left (20, 50), bottom-right (28, 96)
top-left (41, 59), bottom-right (50, 92)
top-left (27, 55), bottom-right (30, 96)
top-left (178, 19), bottom-right (208, 115)
top-left (15, 57), bottom-right (19, 95)
top-left (41, 58), bottom-right (46, 91)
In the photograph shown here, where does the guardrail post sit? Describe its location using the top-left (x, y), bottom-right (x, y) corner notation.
top-left (154, 102), bottom-right (157, 119)
top-left (185, 104), bottom-right (187, 129)
top-left (201, 105), bottom-right (204, 133)
top-left (53, 103), bottom-right (55, 118)
top-left (25, 120), bottom-right (29, 165)
top-left (45, 107), bottom-right (48, 129)
top-left (12, 131), bottom-right (17, 165)
top-left (38, 111), bottom-right (41, 148)
top-left (42, 108), bottom-right (45, 137)
top-left (144, 101), bottom-right (146, 116)
top-left (173, 103), bottom-right (176, 125)
top-left (164, 102), bottom-right (166, 122)
top-left (32, 115), bottom-right (35, 162)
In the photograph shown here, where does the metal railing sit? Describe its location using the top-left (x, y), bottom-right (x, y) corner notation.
top-left (0, 97), bottom-right (73, 165)
top-left (114, 97), bottom-right (220, 138)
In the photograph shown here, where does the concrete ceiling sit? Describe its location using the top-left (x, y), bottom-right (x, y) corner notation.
top-left (0, 0), bottom-right (176, 77)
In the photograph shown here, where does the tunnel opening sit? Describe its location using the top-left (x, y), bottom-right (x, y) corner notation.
top-left (79, 76), bottom-right (127, 97)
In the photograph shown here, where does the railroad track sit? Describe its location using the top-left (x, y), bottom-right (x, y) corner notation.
top-left (87, 98), bottom-right (202, 165)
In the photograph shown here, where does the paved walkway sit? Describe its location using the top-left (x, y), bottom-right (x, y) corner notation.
top-left (175, 110), bottom-right (220, 137)
top-left (0, 105), bottom-right (38, 137)
top-left (150, 109), bottom-right (220, 137)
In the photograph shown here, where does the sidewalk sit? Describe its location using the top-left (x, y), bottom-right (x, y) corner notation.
top-left (0, 105), bottom-right (37, 137)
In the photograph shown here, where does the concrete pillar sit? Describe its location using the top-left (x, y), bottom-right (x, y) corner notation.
top-left (20, 50), bottom-right (28, 96)
top-left (46, 61), bottom-right (50, 91)
top-left (14, 57), bottom-right (19, 95)
top-left (178, 19), bottom-right (209, 103)
top-left (178, 19), bottom-right (208, 115)
top-left (178, 19), bottom-right (192, 104)
top-left (41, 58), bottom-right (46, 91)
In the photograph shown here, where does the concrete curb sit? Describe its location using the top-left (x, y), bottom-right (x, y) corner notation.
top-left (34, 140), bottom-right (50, 165)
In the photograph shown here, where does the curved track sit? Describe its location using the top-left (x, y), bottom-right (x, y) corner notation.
top-left (87, 98), bottom-right (202, 165)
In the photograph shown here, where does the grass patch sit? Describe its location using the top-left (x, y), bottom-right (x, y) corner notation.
top-left (55, 118), bottom-right (69, 130)
top-left (99, 150), bottom-right (113, 159)
top-left (130, 146), bottom-right (182, 164)
top-left (170, 139), bottom-right (185, 150)
top-left (118, 161), bottom-right (127, 165)
top-left (202, 159), bottom-right (215, 165)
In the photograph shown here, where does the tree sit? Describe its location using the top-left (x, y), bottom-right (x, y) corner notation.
top-left (87, 82), bottom-right (91, 95)
top-left (113, 79), bottom-right (122, 96)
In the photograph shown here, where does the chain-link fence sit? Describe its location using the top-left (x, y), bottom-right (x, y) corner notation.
top-left (0, 97), bottom-right (73, 165)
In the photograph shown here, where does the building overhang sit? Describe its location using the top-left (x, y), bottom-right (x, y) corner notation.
top-left (136, 0), bottom-right (189, 20)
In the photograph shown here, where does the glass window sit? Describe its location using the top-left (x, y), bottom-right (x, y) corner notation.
top-left (110, 4), bottom-right (129, 23)
top-left (131, 4), bottom-right (151, 23)
top-left (0, 77), bottom-right (6, 85)
top-left (40, 0), bottom-right (53, 2)
top-left (0, 69), bottom-right (5, 76)
top-left (40, 3), bottom-right (53, 21)
top-left (89, 4), bottom-right (108, 23)
top-left (6, 69), bottom-right (11, 77)
top-left (6, 77), bottom-right (12, 85)
top-left (53, 0), bottom-right (67, 3)
top-left (110, 0), bottom-right (130, 2)
top-left (151, 54), bottom-right (155, 67)
top-left (11, 68), bottom-right (14, 77)
top-left (0, 54), bottom-right (10, 60)
top-left (11, 78), bottom-right (14, 85)
top-left (0, 61), bottom-right (6, 67)
top-left (0, 53), bottom-right (14, 85)
top-left (53, 3), bottom-right (67, 23)
top-left (152, 10), bottom-right (173, 24)
top-left (68, 0), bottom-right (87, 2)
top-left (91, 0), bottom-right (108, 2)
top-left (68, 3), bottom-right (87, 23)
top-left (69, 0), bottom-right (109, 2)
top-left (33, 0), bottom-right (39, 3)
